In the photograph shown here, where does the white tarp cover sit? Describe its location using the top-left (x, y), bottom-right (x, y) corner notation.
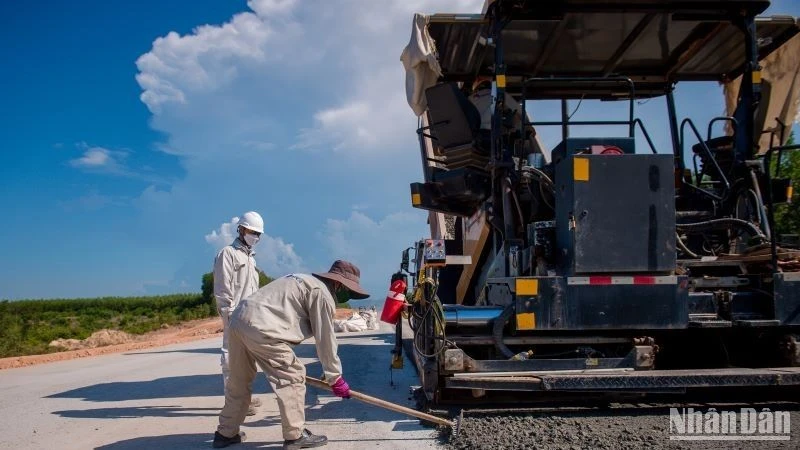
top-left (400, 13), bottom-right (443, 116)
top-left (723, 34), bottom-right (800, 153)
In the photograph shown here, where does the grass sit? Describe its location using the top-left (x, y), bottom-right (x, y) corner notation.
top-left (1, 293), bottom-right (354, 358)
top-left (0, 294), bottom-right (214, 358)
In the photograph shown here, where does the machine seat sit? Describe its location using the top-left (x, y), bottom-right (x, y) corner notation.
top-left (424, 82), bottom-right (490, 171)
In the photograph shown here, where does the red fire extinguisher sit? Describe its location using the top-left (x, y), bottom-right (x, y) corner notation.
top-left (380, 278), bottom-right (407, 325)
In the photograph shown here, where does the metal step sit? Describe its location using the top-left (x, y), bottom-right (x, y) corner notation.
top-left (734, 319), bottom-right (781, 327)
top-left (445, 367), bottom-right (800, 392)
top-left (688, 319), bottom-right (732, 328)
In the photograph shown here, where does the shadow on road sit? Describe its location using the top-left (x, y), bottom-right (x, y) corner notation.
top-left (95, 433), bottom-right (431, 450)
top-left (93, 433), bottom-right (277, 450)
top-left (54, 405), bottom-right (220, 419)
top-left (45, 373), bottom-right (243, 401)
top-left (48, 331), bottom-right (433, 439)
top-left (47, 336), bottom-right (404, 403)
top-left (124, 347), bottom-right (221, 355)
top-left (82, 331), bottom-right (435, 449)
top-left (248, 346), bottom-right (433, 429)
top-left (246, 380), bottom-right (431, 429)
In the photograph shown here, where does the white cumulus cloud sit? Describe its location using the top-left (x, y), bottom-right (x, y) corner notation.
top-left (317, 210), bottom-right (428, 300)
top-left (67, 142), bottom-right (172, 186)
top-left (204, 217), bottom-right (241, 250)
top-left (69, 144), bottom-right (126, 172)
top-left (132, 0), bottom-right (483, 296)
top-left (205, 216), bottom-right (305, 277)
top-left (135, 0), bottom-right (484, 158)
top-left (248, 0), bottom-right (297, 16)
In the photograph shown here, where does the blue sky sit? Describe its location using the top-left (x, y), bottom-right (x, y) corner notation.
top-left (1, 0), bottom-right (798, 304)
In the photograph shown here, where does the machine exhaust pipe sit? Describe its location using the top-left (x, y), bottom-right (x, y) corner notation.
top-left (443, 305), bottom-right (505, 328)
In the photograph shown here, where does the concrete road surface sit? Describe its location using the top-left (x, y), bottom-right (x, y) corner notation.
top-left (0, 325), bottom-right (442, 449)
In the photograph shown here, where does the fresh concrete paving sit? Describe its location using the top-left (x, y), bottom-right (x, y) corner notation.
top-left (0, 324), bottom-right (441, 449)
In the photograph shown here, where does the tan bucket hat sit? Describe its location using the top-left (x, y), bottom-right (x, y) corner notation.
top-left (313, 260), bottom-right (370, 299)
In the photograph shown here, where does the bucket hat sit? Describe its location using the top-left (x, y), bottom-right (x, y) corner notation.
top-left (313, 260), bottom-right (370, 299)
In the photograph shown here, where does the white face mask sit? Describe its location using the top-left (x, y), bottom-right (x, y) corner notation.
top-left (243, 233), bottom-right (260, 247)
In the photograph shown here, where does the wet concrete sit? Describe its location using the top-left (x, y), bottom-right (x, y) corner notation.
top-left (442, 403), bottom-right (800, 450)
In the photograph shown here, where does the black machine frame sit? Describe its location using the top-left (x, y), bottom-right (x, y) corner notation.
top-left (400, 0), bottom-right (800, 404)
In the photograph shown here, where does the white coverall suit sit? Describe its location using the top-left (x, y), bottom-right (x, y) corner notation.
top-left (216, 273), bottom-right (343, 441)
top-left (213, 238), bottom-right (259, 393)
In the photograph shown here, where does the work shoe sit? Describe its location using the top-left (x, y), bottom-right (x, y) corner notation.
top-left (283, 429), bottom-right (328, 449)
top-left (212, 431), bottom-right (246, 448)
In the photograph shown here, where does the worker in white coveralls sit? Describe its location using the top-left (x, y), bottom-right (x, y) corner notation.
top-left (212, 259), bottom-right (370, 449)
top-left (213, 211), bottom-right (265, 416)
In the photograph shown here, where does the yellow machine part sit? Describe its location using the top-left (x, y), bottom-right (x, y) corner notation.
top-left (391, 353), bottom-right (404, 369)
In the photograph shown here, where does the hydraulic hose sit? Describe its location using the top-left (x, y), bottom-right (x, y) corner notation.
top-left (502, 177), bottom-right (515, 241)
top-left (492, 304), bottom-right (516, 359)
top-left (521, 166), bottom-right (555, 210)
top-left (676, 233), bottom-right (700, 258)
top-left (748, 169), bottom-right (772, 241)
top-left (676, 218), bottom-right (767, 241)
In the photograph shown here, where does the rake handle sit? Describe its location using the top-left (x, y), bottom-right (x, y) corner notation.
top-left (305, 376), bottom-right (454, 428)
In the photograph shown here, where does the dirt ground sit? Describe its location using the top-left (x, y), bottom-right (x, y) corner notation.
top-left (0, 309), bottom-right (355, 370)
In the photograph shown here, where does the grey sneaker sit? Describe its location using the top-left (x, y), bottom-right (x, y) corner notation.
top-left (283, 429), bottom-right (328, 449)
top-left (212, 431), bottom-right (246, 448)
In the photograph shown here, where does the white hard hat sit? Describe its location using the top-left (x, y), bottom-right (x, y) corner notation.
top-left (238, 211), bottom-right (264, 234)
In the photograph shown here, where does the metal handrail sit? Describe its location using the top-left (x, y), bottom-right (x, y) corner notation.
top-left (529, 120), bottom-right (630, 126)
top-left (707, 116), bottom-right (738, 142)
top-left (680, 118), bottom-right (731, 192)
top-left (633, 118), bottom-right (657, 154)
top-left (522, 76), bottom-right (636, 137)
top-left (684, 181), bottom-right (722, 202)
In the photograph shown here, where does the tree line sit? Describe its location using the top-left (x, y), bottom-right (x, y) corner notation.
top-left (1, 268), bottom-right (352, 358)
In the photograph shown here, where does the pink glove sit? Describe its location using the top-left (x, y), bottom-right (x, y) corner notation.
top-left (331, 376), bottom-right (350, 398)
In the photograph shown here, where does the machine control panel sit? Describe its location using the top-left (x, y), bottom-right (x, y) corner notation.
top-left (423, 239), bottom-right (446, 267)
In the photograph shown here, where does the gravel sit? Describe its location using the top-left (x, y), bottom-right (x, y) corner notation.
top-left (439, 402), bottom-right (800, 450)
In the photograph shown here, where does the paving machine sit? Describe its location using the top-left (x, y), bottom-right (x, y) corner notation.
top-left (395, 0), bottom-right (800, 405)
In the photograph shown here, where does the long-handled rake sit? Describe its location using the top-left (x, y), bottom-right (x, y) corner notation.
top-left (305, 376), bottom-right (462, 436)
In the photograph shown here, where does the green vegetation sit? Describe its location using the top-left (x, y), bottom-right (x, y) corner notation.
top-left (203, 269), bottom-right (351, 308)
top-left (258, 270), bottom-right (273, 288)
top-left (0, 294), bottom-right (213, 358)
top-left (3, 265), bottom-right (353, 359)
top-left (772, 132), bottom-right (800, 238)
top-left (201, 268), bottom-right (273, 304)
